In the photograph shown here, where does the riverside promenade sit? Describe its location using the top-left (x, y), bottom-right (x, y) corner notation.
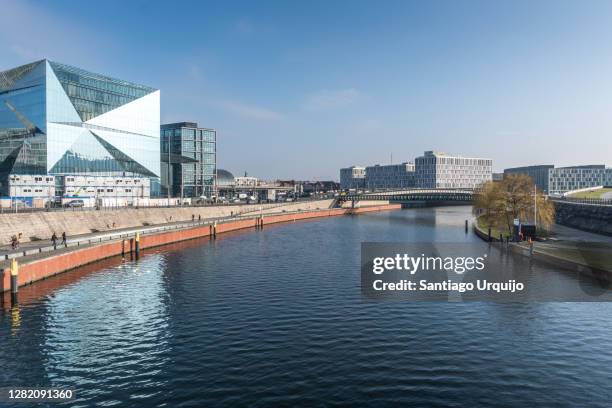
top-left (1, 202), bottom-right (400, 293)
top-left (473, 218), bottom-right (612, 280)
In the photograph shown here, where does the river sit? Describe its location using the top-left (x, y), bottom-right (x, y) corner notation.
top-left (1, 206), bottom-right (611, 407)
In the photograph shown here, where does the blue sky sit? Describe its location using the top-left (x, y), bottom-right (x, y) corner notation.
top-left (2, 0), bottom-right (612, 180)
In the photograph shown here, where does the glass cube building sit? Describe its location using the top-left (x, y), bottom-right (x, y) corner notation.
top-left (160, 122), bottom-right (216, 198)
top-left (0, 59), bottom-right (160, 195)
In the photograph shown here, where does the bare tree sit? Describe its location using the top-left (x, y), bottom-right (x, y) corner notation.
top-left (473, 174), bottom-right (555, 236)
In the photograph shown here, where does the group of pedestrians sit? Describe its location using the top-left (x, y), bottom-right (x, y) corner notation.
top-left (8, 231), bottom-right (67, 252)
top-left (51, 232), bottom-right (67, 248)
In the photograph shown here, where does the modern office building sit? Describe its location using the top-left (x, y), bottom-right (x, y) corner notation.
top-left (414, 151), bottom-right (492, 189)
top-left (340, 166), bottom-right (366, 190)
top-left (365, 162), bottom-right (415, 190)
top-left (160, 122), bottom-right (216, 198)
top-left (0, 59), bottom-right (160, 203)
top-left (503, 165), bottom-right (554, 192)
top-left (548, 165), bottom-right (608, 195)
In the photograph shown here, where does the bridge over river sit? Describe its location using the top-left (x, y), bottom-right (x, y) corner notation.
top-left (340, 188), bottom-right (475, 207)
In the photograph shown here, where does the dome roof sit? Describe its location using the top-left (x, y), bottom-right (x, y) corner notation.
top-left (217, 169), bottom-right (235, 186)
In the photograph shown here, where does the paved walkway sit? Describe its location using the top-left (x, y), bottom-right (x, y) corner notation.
top-left (0, 216), bottom-right (224, 257)
top-left (548, 223), bottom-right (612, 243)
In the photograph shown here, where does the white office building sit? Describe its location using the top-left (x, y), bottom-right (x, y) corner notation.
top-left (8, 174), bottom-right (56, 199)
top-left (340, 166), bottom-right (366, 190)
top-left (234, 176), bottom-right (259, 187)
top-left (365, 162), bottom-right (415, 190)
top-left (548, 165), bottom-right (608, 195)
top-left (6, 174), bottom-right (149, 207)
top-left (61, 175), bottom-right (150, 201)
top-left (415, 151), bottom-right (492, 189)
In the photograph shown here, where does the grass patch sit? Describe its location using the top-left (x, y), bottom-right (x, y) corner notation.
top-left (476, 216), bottom-right (512, 239)
top-left (568, 188), bottom-right (612, 199)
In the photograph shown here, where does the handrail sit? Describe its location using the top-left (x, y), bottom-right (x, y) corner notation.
top-left (0, 196), bottom-right (331, 214)
top-left (550, 197), bottom-right (612, 206)
top-left (1, 207), bottom-right (325, 261)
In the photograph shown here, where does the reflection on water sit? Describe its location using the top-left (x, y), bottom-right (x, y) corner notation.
top-left (1, 206), bottom-right (612, 407)
top-left (43, 257), bottom-right (172, 405)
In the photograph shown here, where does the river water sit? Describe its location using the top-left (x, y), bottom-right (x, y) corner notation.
top-left (1, 206), bottom-right (612, 407)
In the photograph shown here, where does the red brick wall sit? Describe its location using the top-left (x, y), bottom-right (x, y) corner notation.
top-left (2, 204), bottom-right (401, 291)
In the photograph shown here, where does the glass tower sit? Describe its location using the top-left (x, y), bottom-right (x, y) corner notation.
top-left (160, 122), bottom-right (216, 198)
top-left (0, 59), bottom-right (160, 195)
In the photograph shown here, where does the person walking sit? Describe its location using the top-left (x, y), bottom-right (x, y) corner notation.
top-left (51, 232), bottom-right (58, 249)
top-left (10, 235), bottom-right (18, 250)
top-left (61, 232), bottom-right (67, 247)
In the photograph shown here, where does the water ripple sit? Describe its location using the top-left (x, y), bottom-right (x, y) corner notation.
top-left (1, 207), bottom-right (612, 407)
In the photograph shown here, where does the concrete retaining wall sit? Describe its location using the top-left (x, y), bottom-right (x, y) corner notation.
top-left (0, 200), bottom-right (334, 244)
top-left (1, 203), bottom-right (400, 292)
top-left (340, 200), bottom-right (390, 208)
top-left (554, 201), bottom-right (612, 236)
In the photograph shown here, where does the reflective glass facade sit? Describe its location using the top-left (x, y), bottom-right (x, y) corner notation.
top-left (161, 122), bottom-right (216, 198)
top-left (0, 60), bottom-right (160, 195)
top-left (49, 61), bottom-right (154, 122)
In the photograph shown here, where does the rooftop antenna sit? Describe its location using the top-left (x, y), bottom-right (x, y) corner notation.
top-left (390, 152), bottom-right (393, 164)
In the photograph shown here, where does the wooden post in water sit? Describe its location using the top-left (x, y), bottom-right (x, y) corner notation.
top-left (135, 232), bottom-right (141, 258)
top-left (10, 258), bottom-right (18, 304)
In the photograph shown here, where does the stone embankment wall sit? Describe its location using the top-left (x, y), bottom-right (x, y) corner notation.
top-left (1, 204), bottom-right (401, 292)
top-left (0, 200), bottom-right (333, 244)
top-left (554, 201), bottom-right (612, 236)
top-left (339, 200), bottom-right (390, 208)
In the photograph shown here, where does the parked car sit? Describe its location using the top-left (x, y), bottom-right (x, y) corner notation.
top-left (64, 199), bottom-right (85, 208)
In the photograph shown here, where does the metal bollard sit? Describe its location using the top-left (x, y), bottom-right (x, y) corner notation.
top-left (488, 227), bottom-right (492, 242)
top-left (465, 219), bottom-right (468, 233)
